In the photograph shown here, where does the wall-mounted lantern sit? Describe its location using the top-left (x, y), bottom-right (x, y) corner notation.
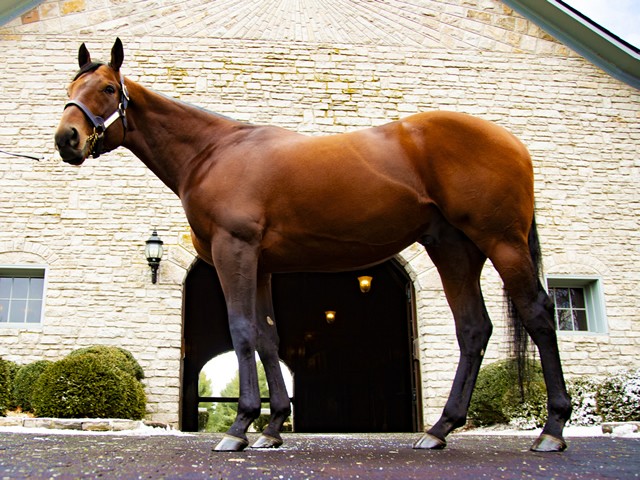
top-left (358, 275), bottom-right (373, 293)
top-left (144, 229), bottom-right (163, 284)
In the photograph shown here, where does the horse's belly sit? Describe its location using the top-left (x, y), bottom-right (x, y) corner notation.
top-left (259, 206), bottom-right (433, 273)
top-left (259, 237), bottom-right (413, 272)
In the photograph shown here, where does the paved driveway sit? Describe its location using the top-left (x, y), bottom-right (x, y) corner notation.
top-left (0, 432), bottom-right (638, 479)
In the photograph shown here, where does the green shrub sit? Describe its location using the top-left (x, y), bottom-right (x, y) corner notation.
top-left (470, 361), bottom-right (640, 429)
top-left (0, 357), bottom-right (13, 415)
top-left (67, 345), bottom-right (144, 380)
top-left (0, 358), bottom-right (20, 413)
top-left (468, 360), bottom-right (514, 426)
top-left (13, 360), bottom-right (52, 413)
top-left (468, 358), bottom-right (546, 428)
top-left (502, 378), bottom-right (548, 429)
top-left (31, 353), bottom-right (146, 419)
top-left (596, 368), bottom-right (640, 423)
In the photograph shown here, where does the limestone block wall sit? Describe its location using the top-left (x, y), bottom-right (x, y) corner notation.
top-left (0, 0), bottom-right (638, 427)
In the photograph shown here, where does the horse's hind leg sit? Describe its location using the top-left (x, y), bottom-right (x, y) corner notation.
top-left (251, 273), bottom-right (292, 449)
top-left (490, 240), bottom-right (572, 452)
top-left (414, 217), bottom-right (492, 449)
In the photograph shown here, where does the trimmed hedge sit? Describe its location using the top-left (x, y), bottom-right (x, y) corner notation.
top-left (32, 352), bottom-right (146, 419)
top-left (468, 358), bottom-right (545, 428)
top-left (13, 360), bottom-right (52, 413)
top-left (0, 357), bottom-right (13, 415)
top-left (67, 345), bottom-right (145, 381)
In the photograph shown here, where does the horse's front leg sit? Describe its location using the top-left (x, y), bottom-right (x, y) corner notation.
top-left (211, 234), bottom-right (262, 452)
top-left (252, 273), bottom-right (292, 449)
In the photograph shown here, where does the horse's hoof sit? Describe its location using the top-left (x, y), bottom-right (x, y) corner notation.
top-left (413, 433), bottom-right (447, 450)
top-left (213, 435), bottom-right (249, 452)
top-left (252, 434), bottom-right (284, 449)
top-left (530, 433), bottom-right (567, 452)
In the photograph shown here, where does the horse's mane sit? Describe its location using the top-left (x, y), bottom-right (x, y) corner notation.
top-left (152, 88), bottom-right (244, 124)
top-left (73, 61), bottom-right (106, 81)
top-left (71, 62), bottom-right (244, 125)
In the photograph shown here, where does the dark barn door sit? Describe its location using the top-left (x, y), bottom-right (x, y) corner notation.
top-left (181, 260), bottom-right (232, 432)
top-left (181, 259), bottom-right (421, 433)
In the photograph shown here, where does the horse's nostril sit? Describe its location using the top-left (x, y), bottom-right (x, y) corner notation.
top-left (69, 127), bottom-right (79, 148)
top-left (55, 126), bottom-right (80, 150)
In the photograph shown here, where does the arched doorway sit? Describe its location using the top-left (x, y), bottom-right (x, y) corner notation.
top-left (181, 259), bottom-right (421, 432)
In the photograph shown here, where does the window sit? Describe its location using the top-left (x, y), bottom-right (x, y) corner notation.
top-left (0, 267), bottom-right (46, 326)
top-left (546, 276), bottom-right (607, 334)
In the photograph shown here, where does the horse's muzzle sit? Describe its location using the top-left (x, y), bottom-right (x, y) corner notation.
top-left (55, 126), bottom-right (86, 165)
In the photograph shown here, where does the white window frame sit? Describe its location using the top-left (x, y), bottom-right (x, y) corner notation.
top-left (545, 275), bottom-right (607, 334)
top-left (0, 265), bottom-right (47, 328)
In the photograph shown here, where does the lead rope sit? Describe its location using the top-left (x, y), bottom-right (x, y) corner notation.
top-left (0, 149), bottom-right (44, 161)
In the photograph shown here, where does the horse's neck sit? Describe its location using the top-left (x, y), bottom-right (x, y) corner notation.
top-left (122, 79), bottom-right (240, 197)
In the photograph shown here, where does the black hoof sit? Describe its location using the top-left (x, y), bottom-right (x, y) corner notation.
top-left (214, 434), bottom-right (249, 452)
top-left (413, 433), bottom-right (447, 450)
top-left (530, 433), bottom-right (567, 452)
top-left (252, 434), bottom-right (284, 449)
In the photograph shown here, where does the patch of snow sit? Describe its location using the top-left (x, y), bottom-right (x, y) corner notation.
top-left (0, 423), bottom-right (192, 436)
top-left (457, 424), bottom-right (639, 438)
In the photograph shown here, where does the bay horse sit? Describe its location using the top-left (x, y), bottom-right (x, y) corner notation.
top-left (54, 39), bottom-right (571, 452)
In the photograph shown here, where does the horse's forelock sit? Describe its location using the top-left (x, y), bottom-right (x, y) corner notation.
top-left (73, 61), bottom-right (106, 81)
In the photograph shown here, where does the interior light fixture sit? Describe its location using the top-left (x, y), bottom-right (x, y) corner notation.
top-left (358, 275), bottom-right (373, 293)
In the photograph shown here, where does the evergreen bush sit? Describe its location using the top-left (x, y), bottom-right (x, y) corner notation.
top-left (502, 377), bottom-right (548, 429)
top-left (67, 345), bottom-right (145, 380)
top-left (470, 362), bottom-right (640, 429)
top-left (0, 357), bottom-right (13, 415)
top-left (31, 353), bottom-right (146, 419)
top-left (13, 360), bottom-right (52, 413)
top-left (596, 368), bottom-right (640, 423)
top-left (6, 360), bottom-right (20, 409)
top-left (468, 358), bottom-right (546, 428)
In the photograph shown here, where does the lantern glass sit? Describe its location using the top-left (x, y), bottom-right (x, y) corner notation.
top-left (145, 230), bottom-right (164, 262)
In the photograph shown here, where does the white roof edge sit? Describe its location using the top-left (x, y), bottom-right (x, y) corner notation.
top-left (502, 0), bottom-right (640, 89)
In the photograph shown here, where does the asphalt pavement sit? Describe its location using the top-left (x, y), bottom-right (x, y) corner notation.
top-left (0, 432), bottom-right (638, 479)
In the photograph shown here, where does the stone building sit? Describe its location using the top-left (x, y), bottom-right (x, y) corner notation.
top-left (0, 0), bottom-right (638, 430)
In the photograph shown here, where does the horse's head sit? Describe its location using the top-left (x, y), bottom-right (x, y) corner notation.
top-left (54, 38), bottom-right (129, 165)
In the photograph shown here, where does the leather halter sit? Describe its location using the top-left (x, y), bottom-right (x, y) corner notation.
top-left (64, 72), bottom-right (129, 159)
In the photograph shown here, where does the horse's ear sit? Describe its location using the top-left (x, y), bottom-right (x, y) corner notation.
top-left (110, 37), bottom-right (124, 72)
top-left (78, 43), bottom-right (91, 69)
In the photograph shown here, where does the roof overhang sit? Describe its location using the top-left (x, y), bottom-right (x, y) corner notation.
top-left (0, 0), bottom-right (42, 25)
top-left (502, 0), bottom-right (640, 89)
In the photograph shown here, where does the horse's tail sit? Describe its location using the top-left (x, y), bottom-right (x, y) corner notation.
top-left (505, 214), bottom-right (544, 396)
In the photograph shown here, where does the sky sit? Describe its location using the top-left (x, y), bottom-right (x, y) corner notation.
top-left (201, 351), bottom-right (293, 398)
top-left (562, 0), bottom-right (640, 48)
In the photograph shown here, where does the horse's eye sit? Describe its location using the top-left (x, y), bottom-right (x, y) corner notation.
top-left (104, 85), bottom-right (116, 95)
